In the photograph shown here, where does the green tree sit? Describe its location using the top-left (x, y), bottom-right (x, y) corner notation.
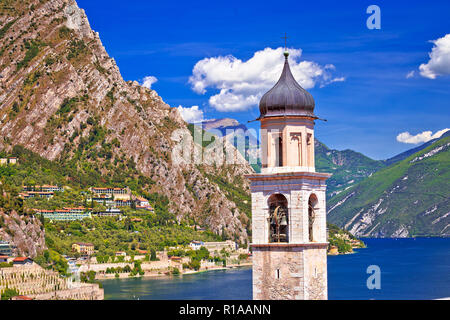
top-left (1, 288), bottom-right (19, 300)
top-left (150, 248), bottom-right (157, 261)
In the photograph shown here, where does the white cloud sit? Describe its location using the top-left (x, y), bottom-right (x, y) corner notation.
top-left (176, 105), bottom-right (205, 123)
top-left (419, 34), bottom-right (450, 79)
top-left (141, 76), bottom-right (158, 89)
top-left (396, 128), bottom-right (450, 144)
top-left (188, 47), bottom-right (344, 112)
top-left (406, 70), bottom-right (415, 79)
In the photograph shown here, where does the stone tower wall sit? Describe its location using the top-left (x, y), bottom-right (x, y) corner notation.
top-left (249, 172), bottom-right (330, 300)
top-left (252, 246), bottom-right (304, 300)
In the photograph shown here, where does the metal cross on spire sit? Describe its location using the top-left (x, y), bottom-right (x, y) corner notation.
top-left (282, 33), bottom-right (288, 51)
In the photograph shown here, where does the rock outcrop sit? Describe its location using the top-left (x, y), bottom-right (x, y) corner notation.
top-left (0, 209), bottom-right (46, 258)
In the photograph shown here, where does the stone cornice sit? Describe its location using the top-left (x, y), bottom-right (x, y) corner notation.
top-left (246, 171), bottom-right (331, 182)
top-left (260, 116), bottom-right (316, 123)
top-left (251, 242), bottom-right (328, 248)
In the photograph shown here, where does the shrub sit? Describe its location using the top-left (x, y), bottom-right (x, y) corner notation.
top-left (172, 267), bottom-right (180, 275)
top-left (17, 41), bottom-right (42, 70)
top-left (1, 288), bottom-right (19, 300)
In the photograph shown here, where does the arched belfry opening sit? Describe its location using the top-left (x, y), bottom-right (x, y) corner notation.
top-left (308, 194), bottom-right (318, 242)
top-left (268, 194), bottom-right (288, 243)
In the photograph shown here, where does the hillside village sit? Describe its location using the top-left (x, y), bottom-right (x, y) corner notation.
top-left (22, 185), bottom-right (155, 220)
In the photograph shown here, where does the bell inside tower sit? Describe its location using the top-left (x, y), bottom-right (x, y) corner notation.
top-left (268, 194), bottom-right (288, 243)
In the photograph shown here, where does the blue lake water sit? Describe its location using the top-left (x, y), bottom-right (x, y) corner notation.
top-left (101, 238), bottom-right (450, 300)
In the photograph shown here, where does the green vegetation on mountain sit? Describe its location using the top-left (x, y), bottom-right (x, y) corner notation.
top-left (44, 214), bottom-right (220, 258)
top-left (315, 140), bottom-right (386, 198)
top-left (328, 135), bottom-right (450, 237)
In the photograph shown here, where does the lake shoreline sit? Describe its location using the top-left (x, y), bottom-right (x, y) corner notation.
top-left (100, 238), bottom-right (450, 300)
top-left (98, 262), bottom-right (252, 281)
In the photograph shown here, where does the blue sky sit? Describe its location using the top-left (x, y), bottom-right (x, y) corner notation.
top-left (77, 0), bottom-right (450, 160)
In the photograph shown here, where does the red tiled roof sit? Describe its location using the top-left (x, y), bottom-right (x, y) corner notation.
top-left (170, 256), bottom-right (182, 260)
top-left (74, 242), bottom-right (94, 247)
top-left (13, 257), bottom-right (31, 262)
top-left (92, 187), bottom-right (127, 191)
top-left (0, 255), bottom-right (8, 259)
top-left (13, 295), bottom-right (33, 300)
top-left (28, 191), bottom-right (53, 195)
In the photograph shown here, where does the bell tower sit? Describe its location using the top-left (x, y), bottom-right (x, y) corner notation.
top-left (247, 50), bottom-right (331, 300)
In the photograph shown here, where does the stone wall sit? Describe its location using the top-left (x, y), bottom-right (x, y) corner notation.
top-left (79, 262), bottom-right (133, 273)
top-left (252, 245), bottom-right (327, 300)
top-left (303, 247), bottom-right (327, 300)
top-left (252, 246), bottom-right (304, 300)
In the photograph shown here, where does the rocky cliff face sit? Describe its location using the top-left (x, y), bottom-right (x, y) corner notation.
top-left (0, 0), bottom-right (253, 242)
top-left (0, 209), bottom-right (46, 258)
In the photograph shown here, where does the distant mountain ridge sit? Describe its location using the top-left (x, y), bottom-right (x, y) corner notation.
top-left (384, 130), bottom-right (450, 166)
top-left (327, 134), bottom-right (450, 237)
top-left (314, 140), bottom-right (386, 198)
top-left (201, 118), bottom-right (247, 134)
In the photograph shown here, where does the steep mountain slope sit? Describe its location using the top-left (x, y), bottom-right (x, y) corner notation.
top-left (315, 140), bottom-right (386, 198)
top-left (328, 135), bottom-right (450, 237)
top-left (0, 0), bottom-right (253, 242)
